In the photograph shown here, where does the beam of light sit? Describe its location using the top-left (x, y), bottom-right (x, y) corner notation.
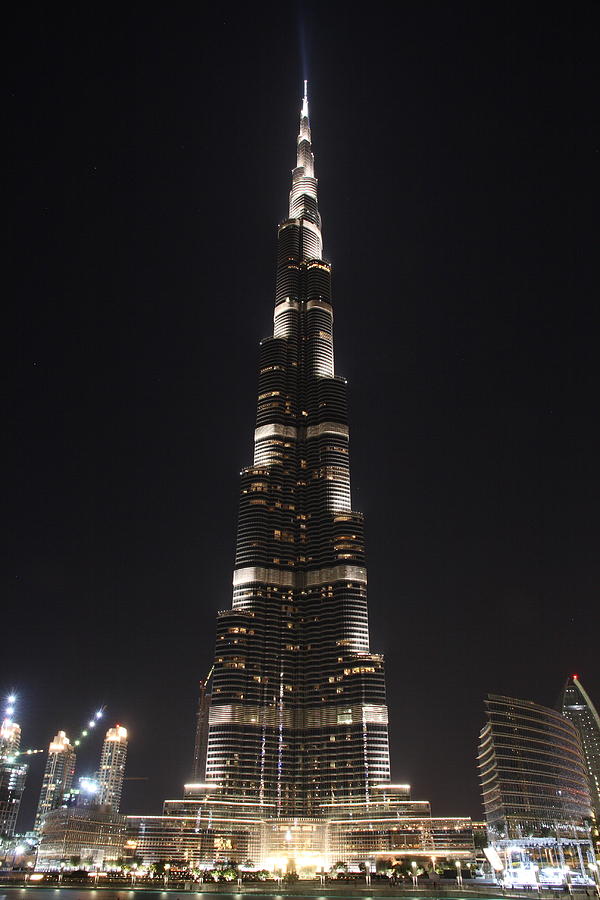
top-left (297, 4), bottom-right (310, 84)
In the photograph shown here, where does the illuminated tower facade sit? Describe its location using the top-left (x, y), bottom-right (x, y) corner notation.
top-left (34, 731), bottom-right (76, 832)
top-left (205, 83), bottom-right (391, 818)
top-left (558, 676), bottom-right (600, 827)
top-left (97, 725), bottom-right (128, 812)
top-left (0, 712), bottom-right (28, 837)
top-left (0, 718), bottom-right (21, 760)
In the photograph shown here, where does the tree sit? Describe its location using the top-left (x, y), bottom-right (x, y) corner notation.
top-left (150, 860), bottom-right (168, 875)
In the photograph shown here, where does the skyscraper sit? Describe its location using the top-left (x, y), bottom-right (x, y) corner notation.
top-left (558, 675), bottom-right (600, 836)
top-left (97, 725), bottom-right (128, 812)
top-left (128, 86), bottom-right (477, 870)
top-left (0, 717), bottom-right (21, 760)
top-left (34, 730), bottom-right (76, 833)
top-left (205, 79), bottom-right (390, 818)
top-left (0, 707), bottom-right (27, 838)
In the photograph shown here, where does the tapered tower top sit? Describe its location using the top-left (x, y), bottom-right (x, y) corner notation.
top-left (298, 80), bottom-right (311, 145)
top-left (290, 82), bottom-right (319, 230)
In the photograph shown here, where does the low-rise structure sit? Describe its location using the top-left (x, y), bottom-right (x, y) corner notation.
top-left (127, 783), bottom-right (476, 872)
top-left (36, 804), bottom-right (127, 870)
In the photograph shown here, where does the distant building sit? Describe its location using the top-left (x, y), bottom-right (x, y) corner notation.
top-left (0, 718), bottom-right (27, 838)
top-left (0, 760), bottom-right (28, 838)
top-left (478, 694), bottom-right (596, 885)
top-left (0, 719), bottom-right (21, 759)
top-left (34, 731), bottom-right (76, 833)
top-left (61, 776), bottom-right (101, 809)
top-left (97, 725), bottom-right (127, 812)
top-left (36, 805), bottom-right (127, 870)
top-left (558, 675), bottom-right (600, 828)
top-left (0, 832), bottom-right (38, 870)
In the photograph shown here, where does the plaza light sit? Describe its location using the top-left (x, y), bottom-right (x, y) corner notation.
top-left (411, 861), bottom-right (418, 888)
top-left (456, 859), bottom-right (463, 887)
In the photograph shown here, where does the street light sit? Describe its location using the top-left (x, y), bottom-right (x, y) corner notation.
top-left (164, 862), bottom-right (170, 886)
top-left (411, 860), bottom-right (418, 888)
top-left (456, 859), bottom-right (463, 887)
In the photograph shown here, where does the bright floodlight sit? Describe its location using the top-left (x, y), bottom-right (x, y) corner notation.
top-left (7, 695), bottom-right (16, 703)
top-left (96, 710), bottom-right (103, 718)
top-left (89, 720), bottom-right (95, 727)
top-left (6, 706), bottom-right (14, 716)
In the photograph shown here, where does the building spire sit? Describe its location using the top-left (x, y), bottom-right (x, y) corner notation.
top-left (291, 83), bottom-right (319, 230)
top-left (299, 80), bottom-right (311, 144)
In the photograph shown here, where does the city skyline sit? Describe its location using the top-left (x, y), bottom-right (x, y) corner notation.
top-left (6, 3), bottom-right (598, 827)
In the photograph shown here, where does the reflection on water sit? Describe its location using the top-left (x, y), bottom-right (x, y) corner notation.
top-left (0, 890), bottom-right (511, 900)
top-left (0, 889), bottom-right (498, 900)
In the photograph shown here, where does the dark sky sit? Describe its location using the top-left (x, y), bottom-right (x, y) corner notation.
top-left (5, 3), bottom-right (599, 830)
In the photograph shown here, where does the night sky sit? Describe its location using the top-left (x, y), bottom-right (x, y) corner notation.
top-left (6, 3), bottom-right (599, 830)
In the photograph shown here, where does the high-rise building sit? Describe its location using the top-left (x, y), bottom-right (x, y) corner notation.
top-left (558, 675), bottom-right (600, 827)
top-left (205, 78), bottom-right (390, 818)
top-left (128, 86), bottom-right (478, 871)
top-left (0, 706), bottom-right (28, 838)
top-left (0, 757), bottom-right (28, 838)
top-left (478, 694), bottom-right (596, 885)
top-left (97, 725), bottom-right (128, 812)
top-left (34, 731), bottom-right (76, 833)
top-left (0, 717), bottom-right (21, 760)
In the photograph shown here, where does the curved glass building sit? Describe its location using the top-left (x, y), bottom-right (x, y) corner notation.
top-left (478, 694), bottom-right (592, 839)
